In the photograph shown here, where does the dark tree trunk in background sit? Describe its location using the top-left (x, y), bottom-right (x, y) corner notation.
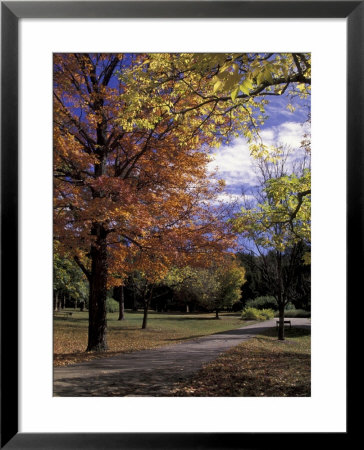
top-left (113, 285), bottom-right (125, 320)
top-left (142, 285), bottom-right (154, 330)
top-left (119, 286), bottom-right (125, 320)
top-left (215, 309), bottom-right (220, 319)
top-left (54, 291), bottom-right (58, 311)
top-left (278, 304), bottom-right (285, 340)
top-left (142, 299), bottom-right (149, 330)
top-left (132, 284), bottom-right (138, 311)
top-left (277, 251), bottom-right (285, 340)
top-left (87, 223), bottom-right (108, 352)
top-left (57, 294), bottom-right (62, 311)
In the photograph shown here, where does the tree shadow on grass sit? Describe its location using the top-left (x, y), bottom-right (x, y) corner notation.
top-left (211, 323), bottom-right (310, 338)
top-left (261, 327), bottom-right (311, 339)
top-left (165, 334), bottom-right (210, 342)
top-left (54, 368), bottom-right (186, 397)
top-left (149, 317), bottom-right (221, 321)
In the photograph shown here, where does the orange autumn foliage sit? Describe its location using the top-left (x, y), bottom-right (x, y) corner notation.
top-left (54, 54), bottom-right (235, 284)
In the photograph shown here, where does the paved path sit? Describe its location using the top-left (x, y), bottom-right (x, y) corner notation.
top-left (53, 318), bottom-right (310, 397)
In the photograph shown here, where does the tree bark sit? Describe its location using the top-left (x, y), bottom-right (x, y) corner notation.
top-left (132, 284), bottom-right (138, 311)
top-left (142, 298), bottom-right (149, 329)
top-left (215, 309), bottom-right (220, 320)
top-left (87, 223), bottom-right (108, 352)
top-left (118, 286), bottom-right (125, 321)
top-left (278, 304), bottom-right (285, 340)
top-left (54, 291), bottom-right (58, 311)
top-left (277, 251), bottom-right (285, 340)
top-left (142, 285), bottom-right (154, 330)
top-left (57, 293), bottom-right (62, 311)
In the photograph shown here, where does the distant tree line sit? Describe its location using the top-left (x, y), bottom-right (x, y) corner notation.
top-left (237, 244), bottom-right (311, 312)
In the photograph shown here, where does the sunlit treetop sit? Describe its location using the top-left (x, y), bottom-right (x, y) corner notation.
top-left (119, 53), bottom-right (310, 156)
top-left (233, 168), bottom-right (311, 252)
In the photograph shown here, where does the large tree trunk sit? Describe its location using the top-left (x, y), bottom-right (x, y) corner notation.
top-left (87, 224), bottom-right (108, 352)
top-left (215, 309), bottom-right (220, 320)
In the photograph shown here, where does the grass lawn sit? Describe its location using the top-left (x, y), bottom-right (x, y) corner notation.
top-left (171, 327), bottom-right (311, 397)
top-left (54, 310), bottom-right (252, 367)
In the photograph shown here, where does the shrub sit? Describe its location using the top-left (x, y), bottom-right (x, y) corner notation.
top-left (241, 307), bottom-right (274, 321)
top-left (246, 296), bottom-right (278, 310)
top-left (285, 302), bottom-right (296, 311)
top-left (259, 308), bottom-right (275, 319)
top-left (284, 309), bottom-right (311, 318)
top-left (106, 297), bottom-right (119, 313)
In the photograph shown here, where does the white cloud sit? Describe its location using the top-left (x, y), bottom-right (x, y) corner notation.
top-left (208, 120), bottom-right (309, 196)
top-left (208, 138), bottom-right (257, 193)
top-left (260, 129), bottom-right (275, 142)
top-left (261, 121), bottom-right (308, 149)
top-left (277, 122), bottom-right (307, 148)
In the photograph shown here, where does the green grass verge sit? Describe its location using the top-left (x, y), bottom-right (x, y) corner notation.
top-left (171, 327), bottom-right (311, 397)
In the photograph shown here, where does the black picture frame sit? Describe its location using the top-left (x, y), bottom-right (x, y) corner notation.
top-left (1, 1), bottom-right (357, 448)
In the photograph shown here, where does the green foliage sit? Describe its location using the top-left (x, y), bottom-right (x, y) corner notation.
top-left (285, 302), bottom-right (296, 311)
top-left (120, 53), bottom-right (310, 156)
top-left (284, 309), bottom-right (310, 318)
top-left (245, 297), bottom-right (296, 312)
top-left (217, 262), bottom-right (246, 309)
top-left (54, 251), bottom-right (88, 302)
top-left (246, 296), bottom-right (278, 310)
top-left (233, 168), bottom-right (311, 253)
top-left (259, 309), bottom-right (275, 319)
top-left (164, 258), bottom-right (246, 314)
top-left (241, 307), bottom-right (261, 320)
top-left (106, 298), bottom-right (119, 313)
top-left (241, 307), bottom-right (274, 320)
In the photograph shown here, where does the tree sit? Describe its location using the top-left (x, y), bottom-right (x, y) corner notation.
top-left (54, 54), bottom-right (239, 350)
top-left (163, 266), bottom-right (199, 312)
top-left (237, 248), bottom-right (310, 310)
top-left (53, 249), bottom-right (88, 311)
top-left (211, 258), bottom-right (246, 319)
top-left (164, 257), bottom-right (246, 319)
top-left (233, 145), bottom-right (311, 339)
top-left (237, 252), bottom-right (271, 302)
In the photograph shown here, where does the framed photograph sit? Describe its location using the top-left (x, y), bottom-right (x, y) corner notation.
top-left (1, 1), bottom-right (358, 448)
